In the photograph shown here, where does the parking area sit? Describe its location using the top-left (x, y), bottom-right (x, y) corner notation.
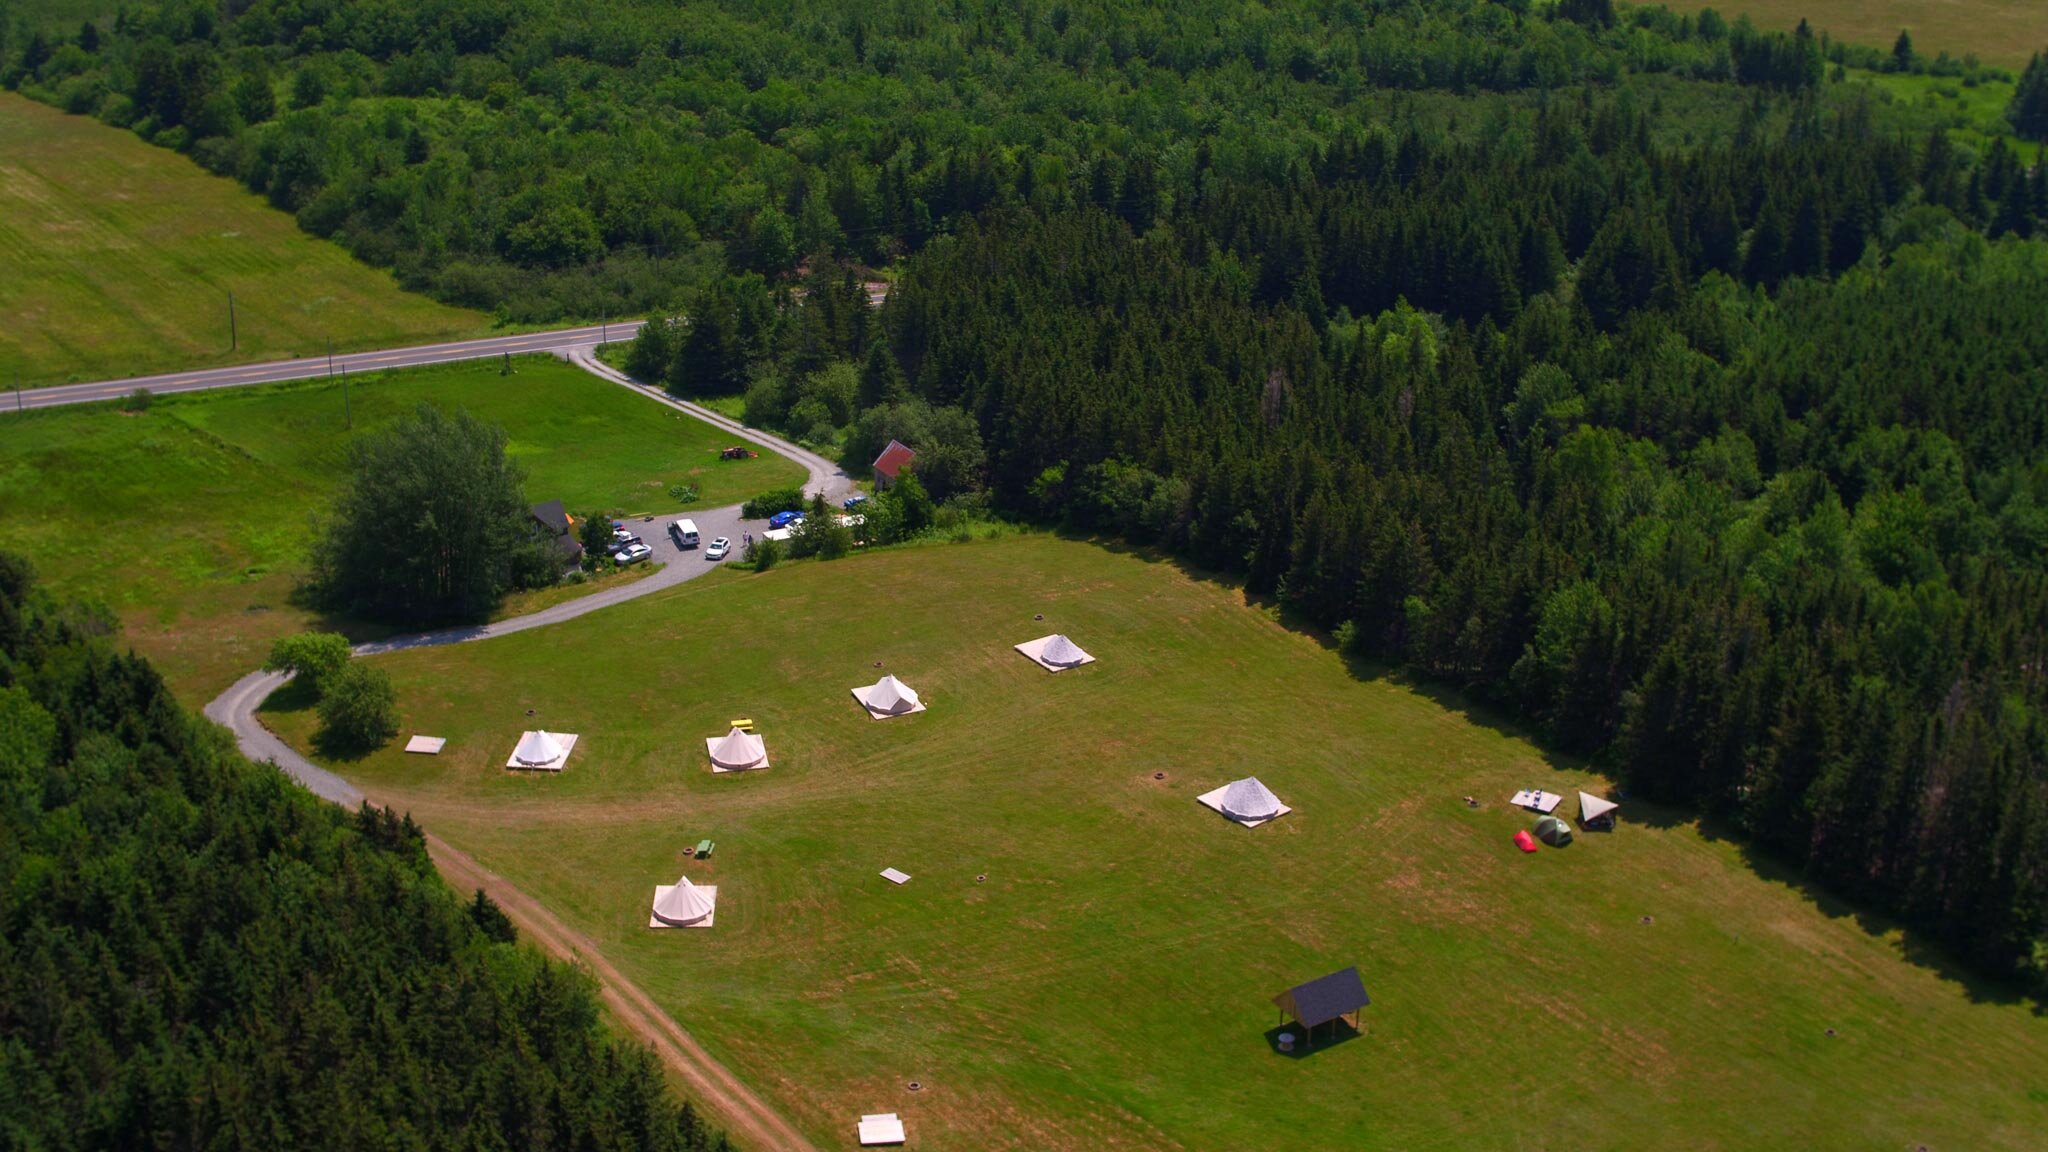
top-left (605, 504), bottom-right (764, 573)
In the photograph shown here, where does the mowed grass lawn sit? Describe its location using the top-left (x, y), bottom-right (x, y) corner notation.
top-left (0, 357), bottom-right (801, 700)
top-left (271, 534), bottom-right (2048, 1151)
top-left (0, 93), bottom-right (487, 385)
top-left (1722, 0), bottom-right (2043, 68)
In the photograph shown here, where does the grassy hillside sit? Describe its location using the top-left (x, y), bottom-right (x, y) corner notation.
top-left (0, 356), bottom-right (802, 699)
top-left (1721, 0), bottom-right (2042, 68)
top-left (0, 93), bottom-right (488, 386)
top-left (270, 535), bottom-right (2048, 1151)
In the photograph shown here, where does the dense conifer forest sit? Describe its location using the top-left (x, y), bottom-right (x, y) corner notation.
top-left (0, 555), bottom-right (732, 1150)
top-left (4, 0), bottom-right (2045, 984)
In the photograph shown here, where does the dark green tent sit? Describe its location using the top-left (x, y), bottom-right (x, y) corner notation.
top-left (1535, 815), bottom-right (1573, 847)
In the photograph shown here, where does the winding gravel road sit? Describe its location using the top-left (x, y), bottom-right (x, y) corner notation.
top-left (200, 351), bottom-right (844, 1152)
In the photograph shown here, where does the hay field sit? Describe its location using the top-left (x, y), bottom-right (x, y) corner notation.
top-left (0, 93), bottom-right (487, 386)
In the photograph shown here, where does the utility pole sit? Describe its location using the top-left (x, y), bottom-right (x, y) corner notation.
top-left (228, 292), bottom-right (237, 352)
top-left (327, 339), bottom-right (334, 379)
top-left (343, 366), bottom-right (351, 429)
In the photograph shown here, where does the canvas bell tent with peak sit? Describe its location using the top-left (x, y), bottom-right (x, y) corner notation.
top-left (1196, 776), bottom-right (1293, 827)
top-left (1015, 632), bottom-right (1098, 671)
top-left (649, 875), bottom-right (718, 928)
top-left (852, 674), bottom-right (927, 718)
top-left (505, 730), bottom-right (578, 771)
top-left (705, 726), bottom-right (769, 771)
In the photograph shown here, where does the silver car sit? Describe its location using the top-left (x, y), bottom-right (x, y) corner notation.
top-left (704, 537), bottom-right (731, 560)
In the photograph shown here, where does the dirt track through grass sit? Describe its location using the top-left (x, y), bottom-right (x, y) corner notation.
top-left (416, 828), bottom-right (821, 1152)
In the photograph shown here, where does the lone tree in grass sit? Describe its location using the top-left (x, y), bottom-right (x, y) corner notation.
top-left (313, 404), bottom-right (555, 625)
top-left (316, 662), bottom-right (398, 753)
top-left (579, 511), bottom-right (615, 564)
top-left (264, 631), bottom-right (351, 694)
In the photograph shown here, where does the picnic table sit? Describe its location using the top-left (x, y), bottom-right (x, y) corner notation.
top-left (695, 839), bottom-right (714, 859)
top-left (1510, 789), bottom-right (1563, 814)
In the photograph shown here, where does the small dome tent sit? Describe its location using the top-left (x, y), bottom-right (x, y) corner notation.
top-left (1534, 815), bottom-right (1573, 847)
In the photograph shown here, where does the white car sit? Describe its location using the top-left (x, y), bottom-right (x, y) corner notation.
top-left (615, 542), bottom-right (654, 565)
top-left (704, 537), bottom-right (731, 561)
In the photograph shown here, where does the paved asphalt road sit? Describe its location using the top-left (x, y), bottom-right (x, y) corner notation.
top-left (3, 321), bottom-right (647, 412)
top-left (204, 347), bottom-right (855, 801)
top-left (178, 348), bottom-right (832, 1150)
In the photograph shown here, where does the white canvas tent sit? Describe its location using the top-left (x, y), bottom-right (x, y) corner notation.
top-left (514, 730), bottom-right (563, 765)
top-left (506, 730), bottom-right (579, 771)
top-left (648, 876), bottom-right (719, 928)
top-left (704, 726), bottom-right (769, 771)
top-left (1579, 791), bottom-right (1620, 827)
top-left (852, 674), bottom-right (926, 719)
top-left (1222, 777), bottom-right (1284, 820)
top-left (1014, 632), bottom-right (1098, 672)
top-left (1196, 776), bottom-right (1293, 827)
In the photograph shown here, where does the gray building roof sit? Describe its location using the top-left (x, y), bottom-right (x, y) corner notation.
top-left (531, 499), bottom-right (572, 537)
top-left (1273, 966), bottom-right (1370, 1029)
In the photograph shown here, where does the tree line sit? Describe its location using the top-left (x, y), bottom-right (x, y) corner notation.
top-left (0, 553), bottom-right (734, 1150)
top-left (628, 89), bottom-right (2048, 985)
top-left (4, 0), bottom-right (2003, 321)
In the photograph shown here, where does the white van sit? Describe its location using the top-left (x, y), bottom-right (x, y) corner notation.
top-left (672, 518), bottom-right (700, 549)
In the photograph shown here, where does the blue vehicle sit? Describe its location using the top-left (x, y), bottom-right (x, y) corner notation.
top-left (768, 510), bottom-right (804, 529)
top-left (842, 493), bottom-right (870, 509)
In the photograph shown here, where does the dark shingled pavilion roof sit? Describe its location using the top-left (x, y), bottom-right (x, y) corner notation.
top-left (1273, 966), bottom-right (1370, 1030)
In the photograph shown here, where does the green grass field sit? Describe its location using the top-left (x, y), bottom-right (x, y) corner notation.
top-left (0, 93), bottom-right (489, 386)
top-left (0, 357), bottom-right (801, 700)
top-left (1725, 0), bottom-right (2043, 68)
top-left (268, 534), bottom-right (2048, 1151)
